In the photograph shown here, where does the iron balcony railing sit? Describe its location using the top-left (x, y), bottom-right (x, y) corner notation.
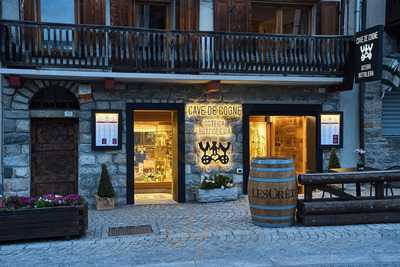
top-left (0, 20), bottom-right (353, 76)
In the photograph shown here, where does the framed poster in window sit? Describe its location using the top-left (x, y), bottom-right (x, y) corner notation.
top-left (320, 112), bottom-right (343, 148)
top-left (92, 110), bottom-right (122, 151)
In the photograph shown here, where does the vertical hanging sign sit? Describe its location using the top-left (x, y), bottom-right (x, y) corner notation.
top-left (355, 25), bottom-right (384, 83)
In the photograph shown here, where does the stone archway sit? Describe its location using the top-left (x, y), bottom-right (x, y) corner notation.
top-left (2, 79), bottom-right (80, 196)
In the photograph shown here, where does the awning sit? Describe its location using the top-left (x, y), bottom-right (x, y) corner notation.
top-left (382, 55), bottom-right (400, 98)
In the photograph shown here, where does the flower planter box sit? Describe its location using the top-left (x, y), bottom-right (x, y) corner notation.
top-left (0, 202), bottom-right (88, 242)
top-left (196, 187), bottom-right (239, 203)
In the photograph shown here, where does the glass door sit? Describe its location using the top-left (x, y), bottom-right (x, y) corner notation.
top-left (249, 115), bottom-right (317, 175)
top-left (133, 110), bottom-right (178, 204)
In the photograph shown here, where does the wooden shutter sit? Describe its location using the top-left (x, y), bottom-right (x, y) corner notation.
top-left (383, 90), bottom-right (400, 136)
top-left (176, 0), bottom-right (199, 31)
top-left (110, 0), bottom-right (134, 26)
top-left (78, 0), bottom-right (106, 25)
top-left (214, 0), bottom-right (250, 32)
top-left (318, 1), bottom-right (339, 35)
top-left (22, 0), bottom-right (36, 21)
top-left (214, 0), bottom-right (230, 31)
top-left (230, 0), bottom-right (250, 32)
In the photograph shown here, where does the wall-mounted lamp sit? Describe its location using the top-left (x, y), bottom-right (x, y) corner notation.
top-left (104, 78), bottom-right (114, 90)
top-left (206, 80), bottom-right (221, 94)
top-left (7, 75), bottom-right (22, 89)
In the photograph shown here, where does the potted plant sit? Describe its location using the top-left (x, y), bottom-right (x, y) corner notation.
top-left (328, 148), bottom-right (341, 170)
top-left (95, 164), bottom-right (116, 210)
top-left (0, 194), bottom-right (87, 242)
top-left (195, 174), bottom-right (239, 203)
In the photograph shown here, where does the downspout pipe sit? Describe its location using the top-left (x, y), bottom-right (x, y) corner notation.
top-left (0, 66), bottom-right (3, 196)
top-left (357, 0), bottom-right (366, 152)
top-left (355, 0), bottom-right (362, 33)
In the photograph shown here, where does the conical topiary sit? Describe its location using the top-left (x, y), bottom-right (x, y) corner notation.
top-left (97, 164), bottom-right (115, 198)
top-left (328, 148), bottom-right (341, 169)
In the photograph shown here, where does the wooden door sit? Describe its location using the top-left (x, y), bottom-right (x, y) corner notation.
top-left (31, 119), bottom-right (78, 196)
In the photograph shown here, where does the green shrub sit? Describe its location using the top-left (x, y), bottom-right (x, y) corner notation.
top-left (214, 174), bottom-right (232, 188)
top-left (97, 164), bottom-right (115, 198)
top-left (328, 148), bottom-right (341, 169)
top-left (200, 174), bottom-right (233, 190)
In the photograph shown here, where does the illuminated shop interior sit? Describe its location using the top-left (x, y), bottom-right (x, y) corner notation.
top-left (249, 116), bottom-right (317, 175)
top-left (133, 110), bottom-right (178, 204)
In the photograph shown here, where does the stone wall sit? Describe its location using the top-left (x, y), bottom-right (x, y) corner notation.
top-left (362, 33), bottom-right (400, 169)
top-left (363, 81), bottom-right (400, 168)
top-left (2, 78), bottom-right (342, 204)
top-left (2, 79), bottom-right (80, 197)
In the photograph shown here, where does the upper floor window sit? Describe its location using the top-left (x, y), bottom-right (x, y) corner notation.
top-left (251, 4), bottom-right (312, 34)
top-left (135, 2), bottom-right (170, 30)
top-left (40, 0), bottom-right (75, 24)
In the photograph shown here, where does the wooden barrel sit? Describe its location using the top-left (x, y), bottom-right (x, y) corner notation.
top-left (248, 157), bottom-right (297, 227)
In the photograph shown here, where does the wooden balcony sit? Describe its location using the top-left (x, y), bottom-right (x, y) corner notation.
top-left (0, 20), bottom-right (353, 76)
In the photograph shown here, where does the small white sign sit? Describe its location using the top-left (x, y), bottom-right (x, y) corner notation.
top-left (64, 111), bottom-right (74, 117)
top-left (78, 84), bottom-right (92, 95)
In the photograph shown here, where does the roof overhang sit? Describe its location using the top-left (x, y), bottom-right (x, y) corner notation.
top-left (0, 68), bottom-right (343, 86)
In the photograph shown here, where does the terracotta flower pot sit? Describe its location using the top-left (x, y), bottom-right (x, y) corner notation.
top-left (95, 194), bottom-right (115, 210)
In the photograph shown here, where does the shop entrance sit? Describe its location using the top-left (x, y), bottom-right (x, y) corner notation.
top-left (243, 104), bottom-right (322, 194)
top-left (126, 104), bottom-right (185, 205)
top-left (249, 116), bottom-right (317, 174)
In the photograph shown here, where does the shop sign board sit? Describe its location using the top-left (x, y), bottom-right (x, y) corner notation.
top-left (92, 110), bottom-right (122, 150)
top-left (320, 112), bottom-right (343, 148)
top-left (355, 25), bottom-right (384, 83)
top-left (186, 103), bottom-right (242, 169)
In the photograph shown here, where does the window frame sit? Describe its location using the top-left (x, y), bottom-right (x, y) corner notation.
top-left (38, 0), bottom-right (77, 24)
top-left (134, 0), bottom-right (172, 30)
top-left (250, 1), bottom-right (316, 34)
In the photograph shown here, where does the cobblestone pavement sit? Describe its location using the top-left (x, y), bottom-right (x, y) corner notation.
top-left (2, 197), bottom-right (400, 266)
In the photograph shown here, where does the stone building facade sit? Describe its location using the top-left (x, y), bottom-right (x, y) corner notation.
top-left (1, 77), bottom-right (340, 204)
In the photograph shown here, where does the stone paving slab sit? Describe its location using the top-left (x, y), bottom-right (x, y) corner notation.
top-left (1, 197), bottom-right (400, 266)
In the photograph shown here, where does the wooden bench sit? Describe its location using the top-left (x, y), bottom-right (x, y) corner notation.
top-left (298, 170), bottom-right (400, 226)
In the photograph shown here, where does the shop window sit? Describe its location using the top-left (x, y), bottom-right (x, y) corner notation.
top-left (249, 116), bottom-right (317, 174)
top-left (383, 90), bottom-right (400, 136)
top-left (251, 4), bottom-right (312, 34)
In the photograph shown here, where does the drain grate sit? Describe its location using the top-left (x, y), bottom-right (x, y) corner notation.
top-left (108, 225), bottom-right (153, 237)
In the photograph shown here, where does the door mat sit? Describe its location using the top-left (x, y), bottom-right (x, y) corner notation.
top-left (108, 225), bottom-right (153, 237)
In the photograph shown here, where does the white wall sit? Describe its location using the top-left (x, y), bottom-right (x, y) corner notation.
top-left (200, 0), bottom-right (213, 31)
top-left (1, 0), bottom-right (20, 20)
top-left (339, 0), bottom-right (359, 168)
top-left (365, 0), bottom-right (386, 27)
